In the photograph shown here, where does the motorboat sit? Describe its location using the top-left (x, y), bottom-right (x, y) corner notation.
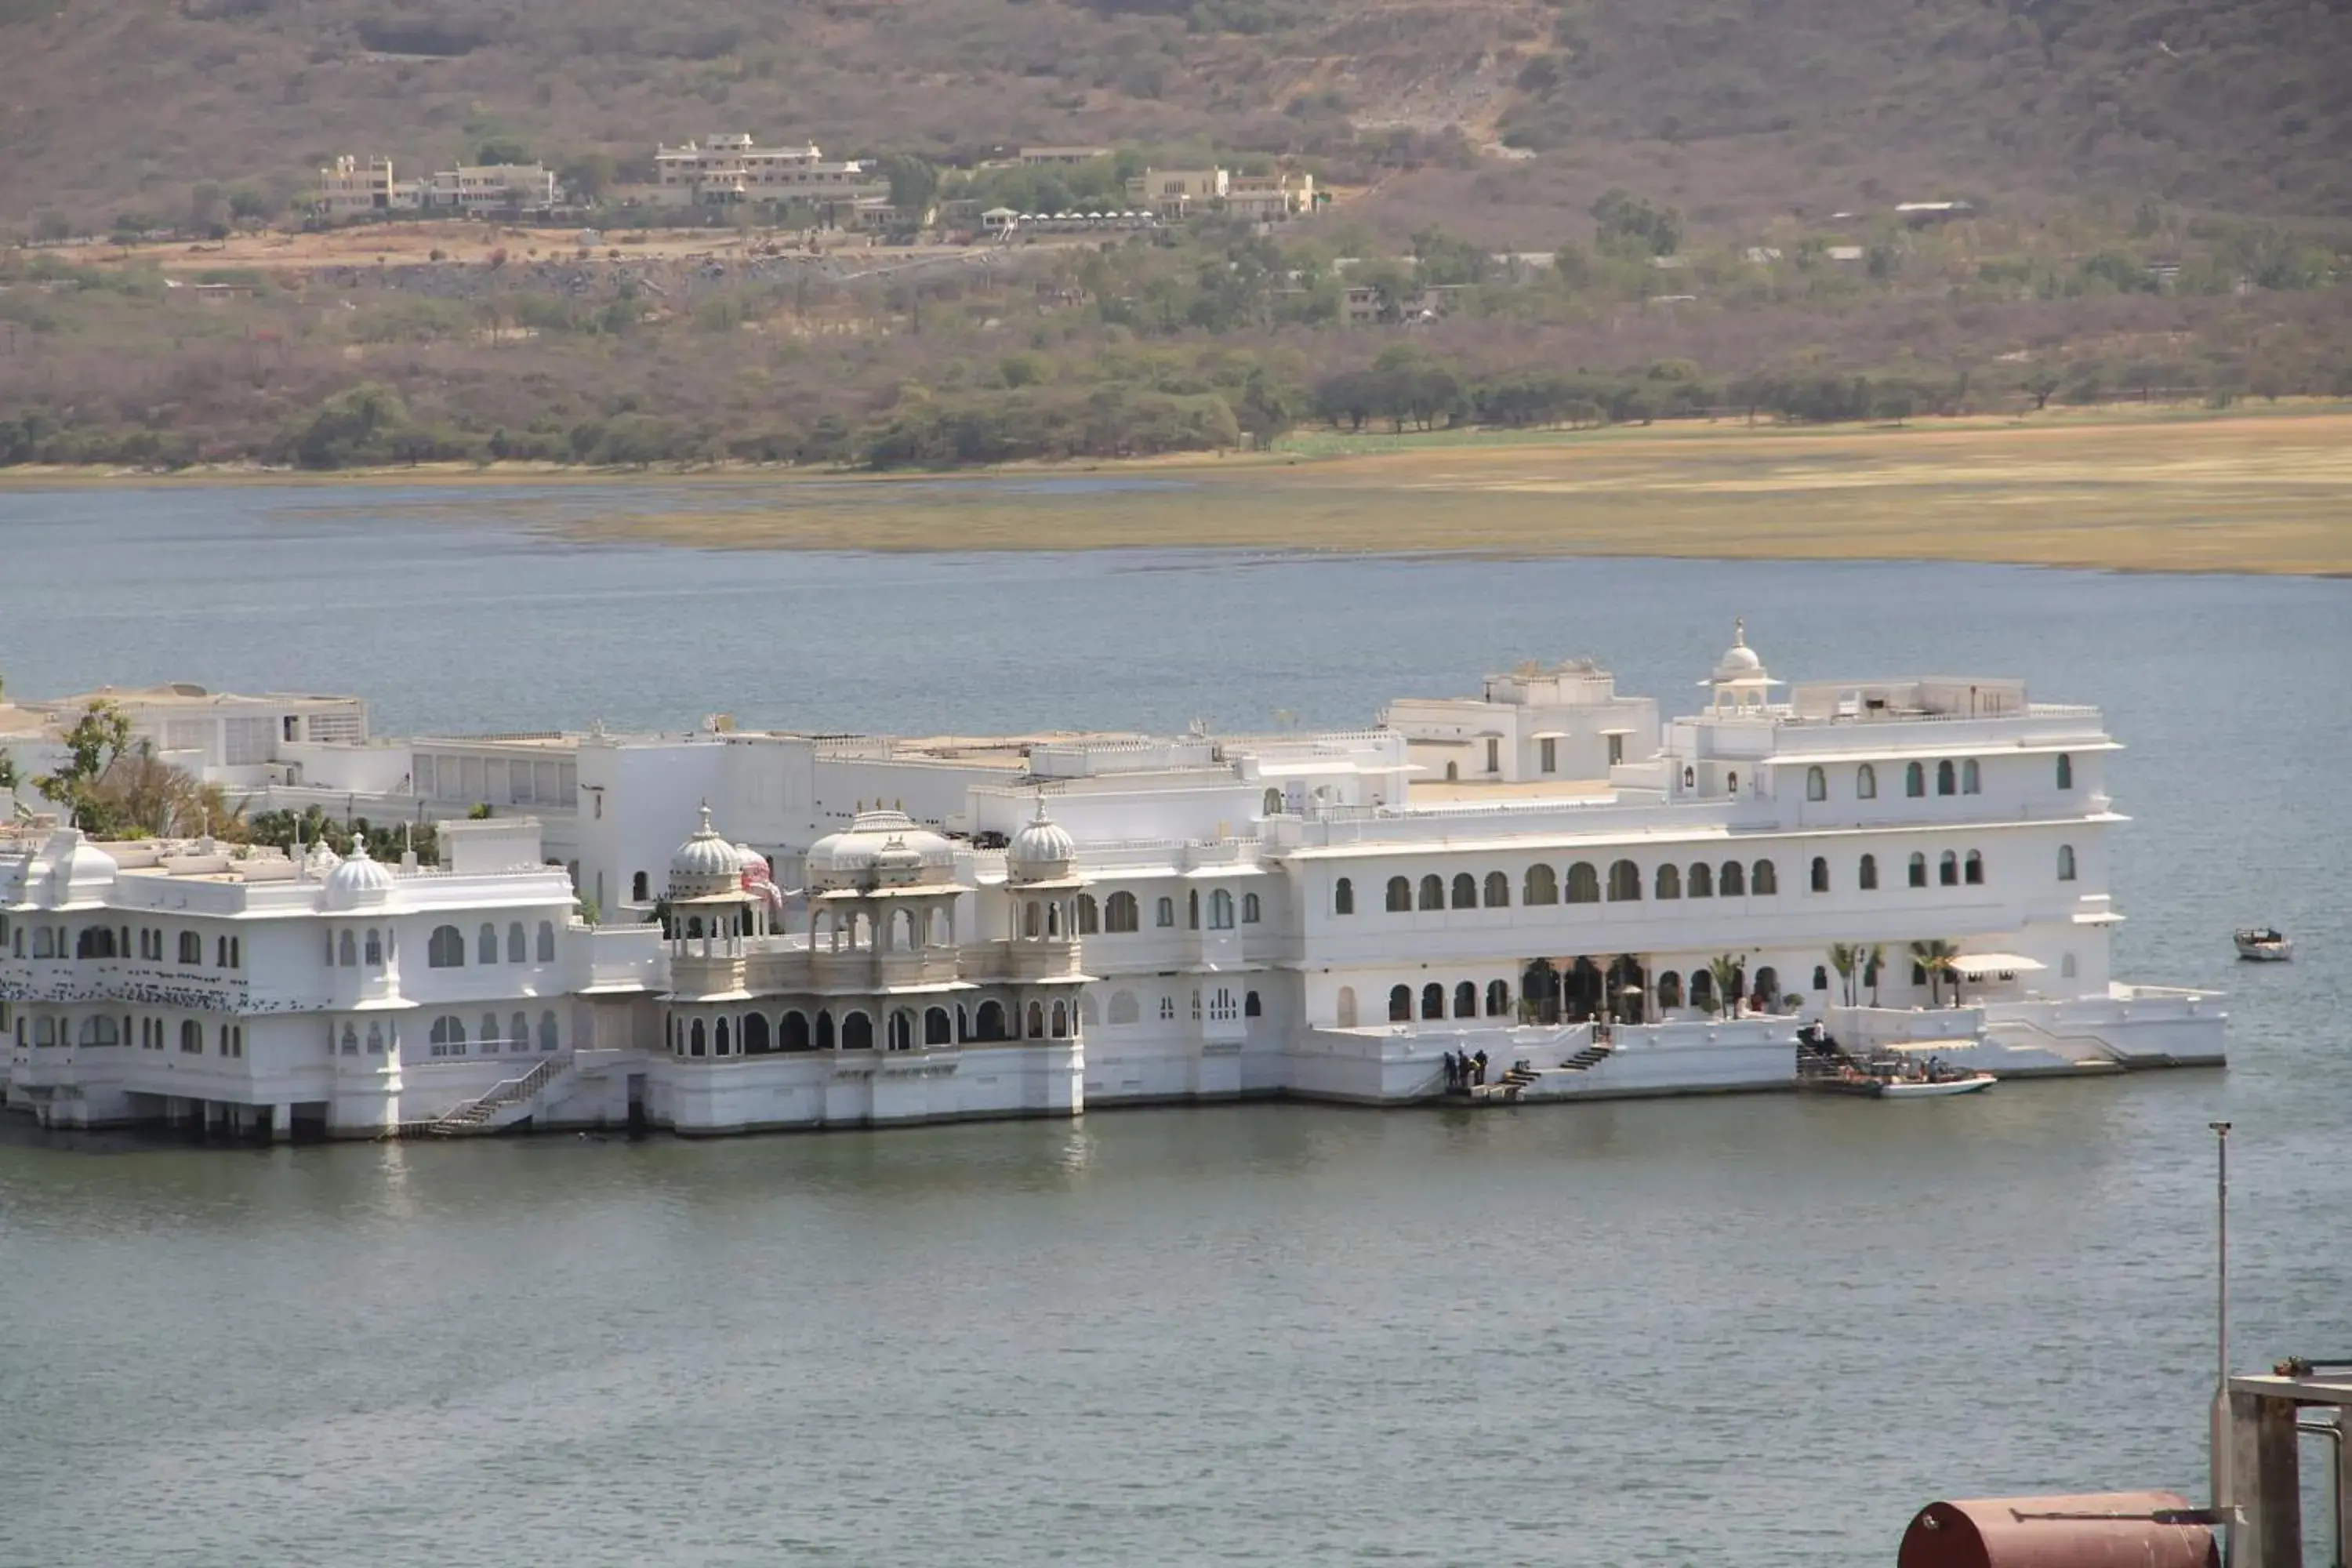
top-left (2234, 927), bottom-right (2293, 961)
top-left (1875, 1073), bottom-right (1994, 1099)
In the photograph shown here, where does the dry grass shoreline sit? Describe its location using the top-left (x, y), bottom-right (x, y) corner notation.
top-left (9, 405), bottom-right (2350, 577)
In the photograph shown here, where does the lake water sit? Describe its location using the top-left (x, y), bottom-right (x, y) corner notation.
top-left (1, 482), bottom-right (2348, 1566)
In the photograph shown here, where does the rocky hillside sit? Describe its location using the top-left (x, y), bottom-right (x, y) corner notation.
top-left (2, 0), bottom-right (2347, 236)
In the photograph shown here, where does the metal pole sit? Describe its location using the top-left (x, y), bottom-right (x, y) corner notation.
top-left (2212, 1120), bottom-right (2234, 1563)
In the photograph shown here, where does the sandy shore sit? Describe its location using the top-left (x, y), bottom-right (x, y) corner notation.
top-left (9, 407), bottom-right (2350, 576)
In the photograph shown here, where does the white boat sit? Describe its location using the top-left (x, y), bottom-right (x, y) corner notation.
top-left (1876, 1074), bottom-right (1994, 1099)
top-left (2234, 927), bottom-right (2292, 961)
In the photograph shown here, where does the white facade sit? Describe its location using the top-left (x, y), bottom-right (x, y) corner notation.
top-left (0, 623), bottom-right (2225, 1142)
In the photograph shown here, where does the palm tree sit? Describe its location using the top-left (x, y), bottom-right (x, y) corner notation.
top-left (1707, 953), bottom-right (1744, 1018)
top-left (1866, 943), bottom-right (1886, 1007)
top-left (1828, 942), bottom-right (1861, 1007)
top-left (1910, 939), bottom-right (1960, 1007)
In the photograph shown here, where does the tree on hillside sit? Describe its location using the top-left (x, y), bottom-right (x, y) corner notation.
top-left (883, 154), bottom-right (940, 216)
top-left (31, 701), bottom-right (132, 833)
top-left (475, 135), bottom-right (534, 168)
top-left (1592, 190), bottom-right (1682, 259)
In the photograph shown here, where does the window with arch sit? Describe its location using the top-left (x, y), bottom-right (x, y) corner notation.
top-left (1209, 890), bottom-right (1235, 930)
top-left (817, 1011), bottom-right (837, 1050)
top-left (1654, 863), bottom-right (1682, 900)
top-left (1905, 761), bottom-right (1926, 798)
top-left (1264, 787), bottom-right (1283, 817)
top-left (1188, 890), bottom-right (1202, 930)
top-left (1155, 895), bottom-right (1176, 928)
top-left (1051, 1001), bottom-right (1069, 1039)
top-left (1810, 856), bottom-right (1829, 893)
top-left (1451, 873), bottom-right (1477, 909)
top-left (537, 920), bottom-right (556, 962)
top-left (1719, 861), bottom-right (1745, 897)
top-left (338, 930), bottom-right (358, 967)
top-left (1689, 968), bottom-right (1713, 1011)
top-left (1076, 895), bottom-right (1101, 936)
top-left (512, 1011), bottom-right (530, 1053)
top-left (1444, 761), bottom-right (1459, 782)
top-left (844, 1012), bottom-right (875, 1051)
top-left (1483, 871), bottom-right (1509, 908)
top-left (1421, 983), bottom-right (1445, 1021)
top-left (1024, 902), bottom-right (1043, 940)
top-left (1687, 862), bottom-right (1714, 898)
top-left (2056, 753), bottom-right (2074, 790)
top-left (1936, 760), bottom-right (1957, 797)
top-left (1860, 853), bottom-right (1879, 891)
top-left (1105, 891), bottom-right (1139, 932)
top-left (631, 871), bottom-right (649, 903)
top-left (1454, 981), bottom-right (1478, 1018)
top-left (1388, 985), bottom-right (1413, 1023)
top-left (1964, 850), bottom-right (1984, 886)
top-left (1109, 990), bottom-right (1141, 1025)
top-left (1333, 879), bottom-right (1354, 916)
top-left (1244, 991), bottom-right (1261, 1018)
top-left (1939, 850), bottom-right (1959, 887)
top-left (427, 925), bottom-right (465, 967)
top-left (481, 1012), bottom-right (503, 1053)
top-left (506, 922), bottom-right (526, 964)
top-left (368, 1022), bottom-right (385, 1054)
top-left (687, 1018), bottom-right (707, 1057)
top-left (1565, 862), bottom-right (1600, 904)
top-left (1962, 759), bottom-right (1981, 795)
top-left (1682, 765), bottom-right (1697, 790)
top-left (1384, 876), bottom-right (1411, 913)
top-left (1806, 766), bottom-right (1827, 802)
top-left (742, 1012), bottom-right (769, 1054)
top-left (2057, 844), bottom-right (2077, 882)
top-left (1812, 965), bottom-right (1830, 993)
top-left (1607, 860), bottom-right (1641, 902)
top-left (477, 923), bottom-right (498, 964)
top-left (1751, 859), bottom-right (1777, 895)
top-left (178, 930), bottom-right (201, 965)
top-left (782, 1011), bottom-right (811, 1051)
top-left (429, 1015), bottom-right (467, 1058)
top-left (1486, 979), bottom-right (1510, 1017)
top-left (180, 1019), bottom-right (203, 1054)
top-left (1657, 972), bottom-right (1683, 1009)
top-left (1242, 891), bottom-right (1261, 924)
top-left (364, 928), bottom-right (383, 966)
top-left (1336, 986), bottom-right (1358, 1027)
top-left (1418, 874), bottom-right (1444, 911)
top-left (1727, 771), bottom-right (1739, 795)
top-left (1524, 865), bottom-right (1559, 906)
top-left (1909, 852), bottom-right (1929, 887)
top-left (1857, 764), bottom-right (1878, 800)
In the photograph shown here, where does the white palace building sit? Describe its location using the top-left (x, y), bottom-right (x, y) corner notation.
top-left (0, 625), bottom-right (2224, 1138)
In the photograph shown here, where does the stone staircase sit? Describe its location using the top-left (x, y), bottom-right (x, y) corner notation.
top-left (1560, 1042), bottom-right (1614, 1073)
top-left (427, 1051), bottom-right (575, 1137)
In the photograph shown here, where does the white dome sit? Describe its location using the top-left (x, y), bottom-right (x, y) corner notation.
top-left (324, 838), bottom-right (397, 906)
top-left (1007, 798), bottom-right (1076, 881)
top-left (670, 804), bottom-right (746, 881)
top-left (805, 808), bottom-right (955, 891)
top-left (41, 829), bottom-right (118, 904)
top-left (1711, 618), bottom-right (1766, 681)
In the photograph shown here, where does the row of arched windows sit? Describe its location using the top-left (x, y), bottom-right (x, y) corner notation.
top-left (1094, 989), bottom-right (1261, 1025)
top-left (1806, 754), bottom-right (2075, 803)
top-left (1085, 889), bottom-right (1261, 935)
top-left (1345, 859), bottom-right (1784, 914)
top-left (1356, 979), bottom-right (1515, 1025)
top-left (426, 1011), bottom-right (561, 1057)
top-left (16, 922), bottom-right (244, 968)
top-left (16, 1013), bottom-right (241, 1054)
top-left (424, 920), bottom-right (558, 969)
top-left (665, 996), bottom-right (1090, 1058)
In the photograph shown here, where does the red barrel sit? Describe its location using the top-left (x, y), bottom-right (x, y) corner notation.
top-left (1898, 1492), bottom-right (2219, 1568)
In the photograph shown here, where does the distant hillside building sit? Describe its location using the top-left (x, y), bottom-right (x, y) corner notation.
top-left (649, 133), bottom-right (888, 209)
top-left (315, 155), bottom-right (557, 218)
top-left (1018, 145), bottom-right (1112, 166)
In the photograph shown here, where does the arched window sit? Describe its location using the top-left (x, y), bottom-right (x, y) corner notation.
top-left (1727, 771), bottom-right (1739, 795)
top-left (1565, 862), bottom-right (1599, 903)
top-left (1109, 990), bottom-right (1140, 1025)
top-left (1755, 967), bottom-right (1780, 1004)
top-left (1812, 964), bottom-right (1829, 993)
top-left (477, 923), bottom-right (498, 964)
top-left (1024, 902), bottom-right (1043, 940)
top-left (1857, 764), bottom-right (1878, 800)
top-left (1188, 889), bottom-right (1202, 930)
top-left (177, 931), bottom-right (201, 965)
top-left (1051, 1001), bottom-right (1068, 1038)
top-left (364, 928), bottom-right (383, 966)
top-left (1719, 860), bottom-right (1745, 897)
top-left (430, 1015), bottom-right (467, 1057)
top-left (1454, 981), bottom-right (1477, 1018)
top-left (1682, 766), bottom-right (1697, 790)
top-left (1486, 979), bottom-right (1510, 1016)
top-left (1336, 986), bottom-right (1358, 1027)
top-left (1751, 859), bottom-right (1777, 895)
top-left (816, 1010), bottom-right (837, 1050)
top-left (1687, 862), bottom-right (1713, 898)
top-left (1809, 856), bottom-right (1829, 893)
top-left (1024, 1003), bottom-right (1045, 1040)
top-left (844, 1012), bottom-right (874, 1051)
top-left (1939, 850), bottom-right (1959, 887)
top-left (1937, 760), bottom-right (1957, 797)
top-left (1333, 879), bottom-right (1354, 916)
top-left (631, 871), bottom-right (649, 902)
top-left (688, 1018), bottom-right (707, 1057)
top-left (686, 916), bottom-right (705, 940)
top-left (1105, 891), bottom-right (1139, 932)
top-left (1388, 985), bottom-right (1412, 1023)
top-left (1445, 761), bottom-right (1459, 782)
top-left (1524, 865), bottom-right (1558, 906)
top-left (1242, 892), bottom-right (1261, 924)
top-left (481, 1012), bottom-right (502, 1052)
top-left (1607, 860), bottom-right (1641, 902)
top-left (1155, 896), bottom-right (1175, 928)
top-left (1207, 890), bottom-right (1234, 929)
top-left (427, 925), bottom-right (464, 967)
top-left (2057, 844), bottom-right (2077, 881)
top-left (1655, 863), bottom-right (1682, 899)
top-left (1860, 853), bottom-right (1879, 891)
top-left (782, 1011), bottom-right (811, 1051)
top-left (511, 1011), bottom-right (531, 1053)
top-left (507, 922), bottom-right (526, 964)
top-left (368, 1022), bottom-right (385, 1054)
top-left (1908, 852), bottom-right (1929, 887)
top-left (2056, 753), bottom-right (2074, 790)
top-left (1962, 759), bottom-right (1981, 795)
top-left (2061, 953), bottom-right (2078, 979)
top-left (1657, 972), bottom-right (1683, 1009)
top-left (1264, 787), bottom-right (1283, 817)
top-left (1421, 983), bottom-right (1445, 1021)
top-left (1418, 874), bottom-right (1444, 911)
top-left (1244, 991), bottom-right (1261, 1018)
top-left (742, 1012), bottom-right (769, 1054)
top-left (338, 930), bottom-right (357, 967)
top-left (1905, 761), bottom-right (1926, 798)
top-left (1806, 766), bottom-right (1827, 802)
top-left (1451, 873), bottom-right (1477, 909)
top-left (1689, 969), bottom-right (1713, 1011)
top-left (1964, 850), bottom-right (1984, 886)
top-left (1483, 871), bottom-right (1509, 907)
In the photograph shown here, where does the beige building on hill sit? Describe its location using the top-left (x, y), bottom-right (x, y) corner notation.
top-left (315, 156), bottom-right (557, 217)
top-left (648, 133), bottom-right (888, 209)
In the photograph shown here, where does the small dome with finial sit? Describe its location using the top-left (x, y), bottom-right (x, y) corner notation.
top-left (325, 836), bottom-right (397, 906)
top-left (669, 803), bottom-right (746, 898)
top-left (1007, 797), bottom-right (1076, 883)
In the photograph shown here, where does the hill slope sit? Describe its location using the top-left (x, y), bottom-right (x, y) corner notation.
top-left (2, 0), bottom-right (2348, 234)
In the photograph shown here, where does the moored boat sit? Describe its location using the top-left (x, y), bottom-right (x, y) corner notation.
top-left (1875, 1074), bottom-right (1994, 1099)
top-left (2234, 927), bottom-right (2292, 961)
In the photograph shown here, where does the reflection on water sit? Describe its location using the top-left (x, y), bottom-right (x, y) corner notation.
top-left (0, 485), bottom-right (2347, 1565)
